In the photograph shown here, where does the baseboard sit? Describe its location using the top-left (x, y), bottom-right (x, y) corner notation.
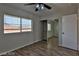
top-left (0, 40), bottom-right (41, 55)
top-left (48, 36), bottom-right (58, 39)
top-left (58, 43), bottom-right (62, 46)
top-left (53, 36), bottom-right (58, 38)
top-left (34, 40), bottom-right (41, 43)
top-left (58, 46), bottom-right (78, 51)
top-left (48, 36), bottom-right (53, 39)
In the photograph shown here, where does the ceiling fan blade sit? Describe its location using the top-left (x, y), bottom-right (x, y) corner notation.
top-left (43, 4), bottom-right (51, 9)
top-left (24, 3), bottom-right (35, 6)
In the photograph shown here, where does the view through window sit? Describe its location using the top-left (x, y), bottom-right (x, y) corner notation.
top-left (22, 18), bottom-right (32, 32)
top-left (48, 23), bottom-right (51, 31)
top-left (4, 14), bottom-right (32, 34)
top-left (4, 15), bottom-right (20, 33)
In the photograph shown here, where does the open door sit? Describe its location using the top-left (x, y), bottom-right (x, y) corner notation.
top-left (62, 14), bottom-right (77, 50)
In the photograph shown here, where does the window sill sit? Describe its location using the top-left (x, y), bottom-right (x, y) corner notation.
top-left (4, 31), bottom-right (33, 35)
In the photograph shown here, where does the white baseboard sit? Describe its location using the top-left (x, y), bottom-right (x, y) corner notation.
top-left (59, 43), bottom-right (62, 46)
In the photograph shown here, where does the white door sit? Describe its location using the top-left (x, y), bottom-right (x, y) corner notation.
top-left (62, 14), bottom-right (77, 50)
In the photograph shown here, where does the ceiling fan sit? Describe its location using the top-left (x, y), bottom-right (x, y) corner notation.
top-left (24, 3), bottom-right (52, 12)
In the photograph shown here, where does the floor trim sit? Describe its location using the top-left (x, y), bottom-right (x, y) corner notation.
top-left (59, 46), bottom-right (78, 51)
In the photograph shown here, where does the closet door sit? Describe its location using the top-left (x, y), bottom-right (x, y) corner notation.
top-left (62, 14), bottom-right (77, 50)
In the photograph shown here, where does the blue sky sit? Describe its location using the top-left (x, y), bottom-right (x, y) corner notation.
top-left (4, 15), bottom-right (31, 26)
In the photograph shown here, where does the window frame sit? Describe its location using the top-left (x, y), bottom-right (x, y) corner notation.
top-left (4, 14), bottom-right (32, 34)
top-left (21, 18), bottom-right (32, 32)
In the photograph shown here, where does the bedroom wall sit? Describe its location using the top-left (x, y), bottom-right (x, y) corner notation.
top-left (77, 7), bottom-right (79, 51)
top-left (53, 19), bottom-right (59, 37)
top-left (0, 4), bottom-right (41, 54)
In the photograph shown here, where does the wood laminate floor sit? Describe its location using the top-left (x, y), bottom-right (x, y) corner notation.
top-left (2, 37), bottom-right (78, 56)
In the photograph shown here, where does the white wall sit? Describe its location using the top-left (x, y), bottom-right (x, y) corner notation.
top-left (0, 4), bottom-right (41, 54)
top-left (77, 7), bottom-right (79, 51)
top-left (58, 17), bottom-right (62, 46)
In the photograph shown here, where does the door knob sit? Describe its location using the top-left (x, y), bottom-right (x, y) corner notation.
top-left (62, 32), bottom-right (64, 34)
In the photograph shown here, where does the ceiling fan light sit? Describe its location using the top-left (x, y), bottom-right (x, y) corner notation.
top-left (41, 6), bottom-right (44, 9)
top-left (36, 4), bottom-right (39, 8)
top-left (41, 4), bottom-right (44, 10)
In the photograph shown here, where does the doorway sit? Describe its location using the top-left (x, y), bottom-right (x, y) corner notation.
top-left (47, 19), bottom-right (59, 49)
top-left (47, 16), bottom-right (78, 55)
top-left (40, 20), bottom-right (47, 41)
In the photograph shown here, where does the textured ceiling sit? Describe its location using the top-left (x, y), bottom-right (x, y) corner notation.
top-left (2, 3), bottom-right (78, 18)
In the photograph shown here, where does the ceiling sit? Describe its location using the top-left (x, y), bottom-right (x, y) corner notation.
top-left (3, 3), bottom-right (78, 18)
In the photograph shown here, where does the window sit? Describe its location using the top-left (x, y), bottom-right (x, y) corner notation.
top-left (4, 14), bottom-right (32, 34)
top-left (48, 23), bottom-right (51, 31)
top-left (22, 18), bottom-right (32, 32)
top-left (4, 15), bottom-right (20, 33)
